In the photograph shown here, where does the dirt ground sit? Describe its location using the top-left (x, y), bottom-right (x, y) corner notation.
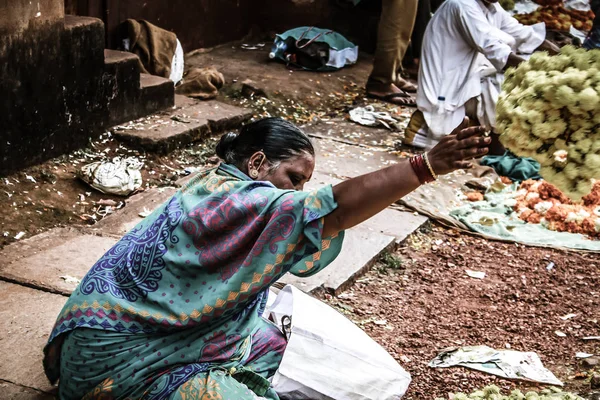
top-left (186, 44), bottom-right (374, 108)
top-left (0, 133), bottom-right (220, 249)
top-left (323, 224), bottom-right (600, 398)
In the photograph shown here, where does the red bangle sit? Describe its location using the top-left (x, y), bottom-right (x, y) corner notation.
top-left (409, 154), bottom-right (435, 184)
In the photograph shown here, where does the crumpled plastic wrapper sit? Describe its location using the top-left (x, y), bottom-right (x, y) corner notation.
top-left (348, 105), bottom-right (403, 131)
top-left (79, 157), bottom-right (143, 196)
top-left (510, 0), bottom-right (540, 15)
top-left (564, 0), bottom-right (591, 12)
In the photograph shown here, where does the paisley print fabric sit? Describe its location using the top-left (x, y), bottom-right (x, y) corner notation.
top-left (44, 163), bottom-right (344, 399)
top-left (80, 197), bottom-right (183, 302)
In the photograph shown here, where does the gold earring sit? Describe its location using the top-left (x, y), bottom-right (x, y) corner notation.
top-left (250, 170), bottom-right (259, 178)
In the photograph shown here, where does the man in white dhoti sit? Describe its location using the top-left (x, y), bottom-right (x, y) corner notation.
top-left (404, 0), bottom-right (560, 152)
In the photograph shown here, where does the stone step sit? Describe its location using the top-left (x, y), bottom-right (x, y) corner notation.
top-left (103, 51), bottom-right (175, 128)
top-left (104, 48), bottom-right (140, 68)
top-left (104, 49), bottom-right (140, 90)
top-left (91, 186), bottom-right (179, 236)
top-left (138, 73), bottom-right (176, 115)
top-left (63, 15), bottom-right (105, 68)
top-left (0, 186), bottom-right (180, 296)
top-left (113, 98), bottom-right (252, 154)
top-left (0, 281), bottom-right (66, 395)
top-left (0, 228), bottom-right (118, 296)
top-left (104, 49), bottom-right (142, 126)
top-left (311, 130), bottom-right (403, 179)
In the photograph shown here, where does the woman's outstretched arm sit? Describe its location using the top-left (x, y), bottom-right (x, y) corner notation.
top-left (322, 120), bottom-right (490, 237)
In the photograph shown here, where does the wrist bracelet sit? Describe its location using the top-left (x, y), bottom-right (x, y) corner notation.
top-left (409, 154), bottom-right (436, 185)
top-left (423, 153), bottom-right (438, 181)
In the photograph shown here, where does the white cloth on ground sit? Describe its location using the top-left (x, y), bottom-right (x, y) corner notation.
top-left (170, 39), bottom-right (184, 84)
top-left (416, 0), bottom-right (545, 147)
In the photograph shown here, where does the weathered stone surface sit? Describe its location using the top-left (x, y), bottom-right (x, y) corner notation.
top-left (92, 187), bottom-right (178, 236)
top-left (305, 119), bottom-right (405, 149)
top-left (311, 134), bottom-right (403, 179)
top-left (1, 14), bottom-right (175, 175)
top-left (0, 282), bottom-right (66, 394)
top-left (241, 79), bottom-right (268, 98)
top-left (0, 381), bottom-right (56, 399)
top-left (1, 16), bottom-right (105, 175)
top-left (592, 373), bottom-right (600, 390)
top-left (138, 73), bottom-right (176, 118)
top-left (202, 101), bottom-right (253, 133)
top-left (113, 100), bottom-right (252, 154)
top-left (583, 356), bottom-right (600, 369)
top-left (0, 228), bottom-right (118, 296)
top-left (0, 0), bottom-right (64, 34)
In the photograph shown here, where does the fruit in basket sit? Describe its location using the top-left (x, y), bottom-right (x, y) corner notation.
top-left (514, 5), bottom-right (594, 32)
top-left (497, 46), bottom-right (600, 200)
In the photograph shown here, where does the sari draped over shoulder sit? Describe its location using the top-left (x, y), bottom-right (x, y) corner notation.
top-left (44, 163), bottom-right (344, 399)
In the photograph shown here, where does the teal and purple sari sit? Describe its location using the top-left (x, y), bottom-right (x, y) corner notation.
top-left (44, 163), bottom-right (344, 399)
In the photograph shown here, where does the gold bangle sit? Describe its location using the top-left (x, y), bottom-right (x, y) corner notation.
top-left (423, 153), bottom-right (438, 180)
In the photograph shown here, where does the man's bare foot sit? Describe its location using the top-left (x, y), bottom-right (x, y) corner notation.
top-left (396, 77), bottom-right (418, 93)
top-left (366, 82), bottom-right (416, 106)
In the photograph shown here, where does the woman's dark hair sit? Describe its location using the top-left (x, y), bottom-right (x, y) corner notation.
top-left (215, 117), bottom-right (315, 169)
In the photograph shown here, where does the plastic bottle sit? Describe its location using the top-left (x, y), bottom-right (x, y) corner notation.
top-left (427, 96), bottom-right (447, 149)
top-left (269, 40), bottom-right (288, 59)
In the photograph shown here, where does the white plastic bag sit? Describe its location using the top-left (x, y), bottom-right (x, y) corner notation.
top-left (268, 285), bottom-right (411, 400)
top-left (79, 157), bottom-right (143, 196)
top-left (349, 105), bottom-right (402, 131)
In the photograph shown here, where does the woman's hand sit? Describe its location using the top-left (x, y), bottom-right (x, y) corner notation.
top-left (324, 118), bottom-right (490, 236)
top-left (427, 118), bottom-right (491, 176)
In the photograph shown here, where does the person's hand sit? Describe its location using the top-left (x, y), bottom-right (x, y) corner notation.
top-left (427, 118), bottom-right (491, 176)
top-left (537, 39), bottom-right (561, 56)
top-left (504, 53), bottom-right (526, 70)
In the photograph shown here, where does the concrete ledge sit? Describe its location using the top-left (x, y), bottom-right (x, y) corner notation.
top-left (0, 228), bottom-right (118, 296)
top-left (91, 187), bottom-right (178, 236)
top-left (114, 100), bottom-right (252, 154)
top-left (0, 282), bottom-right (66, 394)
top-left (0, 381), bottom-right (56, 399)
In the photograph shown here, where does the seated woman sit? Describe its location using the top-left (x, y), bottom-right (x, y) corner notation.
top-left (43, 117), bottom-right (490, 399)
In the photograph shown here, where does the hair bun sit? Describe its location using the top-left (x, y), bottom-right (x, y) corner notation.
top-left (216, 132), bottom-right (238, 162)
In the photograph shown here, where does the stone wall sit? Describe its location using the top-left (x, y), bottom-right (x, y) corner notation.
top-left (0, 16), bottom-right (109, 175)
top-left (0, 0), bottom-right (64, 34)
top-left (64, 0), bottom-right (381, 53)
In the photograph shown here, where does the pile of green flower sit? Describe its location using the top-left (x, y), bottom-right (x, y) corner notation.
top-left (497, 46), bottom-right (600, 201)
top-left (435, 385), bottom-right (584, 400)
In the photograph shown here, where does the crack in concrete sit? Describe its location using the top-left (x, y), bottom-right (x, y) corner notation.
top-left (0, 377), bottom-right (55, 396)
top-left (0, 276), bottom-right (69, 297)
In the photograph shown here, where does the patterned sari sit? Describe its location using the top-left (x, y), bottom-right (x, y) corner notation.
top-left (44, 163), bottom-right (344, 399)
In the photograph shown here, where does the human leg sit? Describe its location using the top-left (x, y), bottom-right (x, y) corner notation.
top-left (167, 320), bottom-right (286, 400)
top-left (370, 0), bottom-right (418, 85)
top-left (170, 370), bottom-right (277, 400)
top-left (244, 318), bottom-right (287, 379)
top-left (367, 0), bottom-right (418, 105)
